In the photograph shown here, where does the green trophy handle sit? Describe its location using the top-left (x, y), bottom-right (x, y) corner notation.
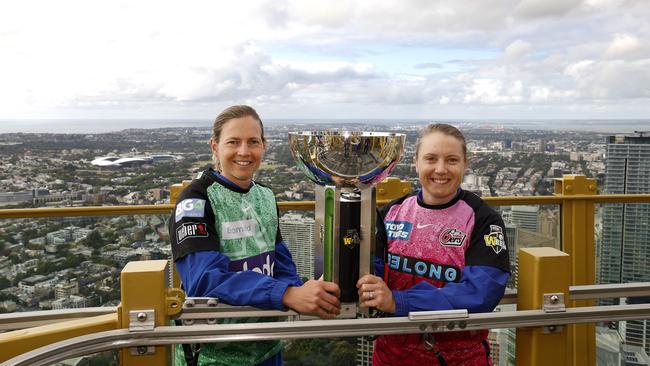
top-left (323, 187), bottom-right (334, 282)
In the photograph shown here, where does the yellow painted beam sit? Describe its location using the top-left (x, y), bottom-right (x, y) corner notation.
top-left (516, 247), bottom-right (570, 366)
top-left (554, 175), bottom-right (596, 366)
top-left (119, 260), bottom-right (183, 366)
top-left (0, 313), bottom-right (118, 363)
top-left (2, 192), bottom-right (650, 219)
top-left (377, 177), bottom-right (412, 201)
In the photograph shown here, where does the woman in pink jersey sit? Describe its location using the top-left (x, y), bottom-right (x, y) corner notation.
top-left (357, 124), bottom-right (510, 366)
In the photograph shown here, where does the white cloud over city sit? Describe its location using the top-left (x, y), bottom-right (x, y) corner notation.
top-left (1, 0), bottom-right (649, 120)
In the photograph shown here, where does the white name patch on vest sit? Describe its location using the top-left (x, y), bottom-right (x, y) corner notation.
top-left (222, 219), bottom-right (257, 240)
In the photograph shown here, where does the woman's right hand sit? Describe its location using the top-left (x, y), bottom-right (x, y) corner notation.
top-left (282, 280), bottom-right (341, 319)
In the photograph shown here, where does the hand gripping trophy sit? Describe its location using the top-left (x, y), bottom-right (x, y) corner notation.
top-left (288, 131), bottom-right (405, 317)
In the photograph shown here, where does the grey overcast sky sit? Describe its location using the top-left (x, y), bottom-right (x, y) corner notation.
top-left (1, 0), bottom-right (649, 121)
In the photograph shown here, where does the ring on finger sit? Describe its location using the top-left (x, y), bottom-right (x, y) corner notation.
top-left (368, 291), bottom-right (374, 300)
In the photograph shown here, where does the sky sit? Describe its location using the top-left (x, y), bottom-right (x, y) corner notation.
top-left (1, 0), bottom-right (650, 121)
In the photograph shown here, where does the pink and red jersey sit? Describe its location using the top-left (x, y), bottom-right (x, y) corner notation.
top-left (374, 189), bottom-right (510, 366)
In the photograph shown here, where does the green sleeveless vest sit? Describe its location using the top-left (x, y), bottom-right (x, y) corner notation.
top-left (176, 181), bottom-right (282, 366)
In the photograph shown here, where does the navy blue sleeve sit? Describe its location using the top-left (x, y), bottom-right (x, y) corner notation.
top-left (374, 256), bottom-right (385, 279)
top-left (391, 265), bottom-right (509, 316)
top-left (176, 250), bottom-right (291, 310)
top-left (274, 240), bottom-right (303, 286)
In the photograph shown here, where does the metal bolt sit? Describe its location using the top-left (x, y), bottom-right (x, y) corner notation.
top-left (185, 299), bottom-right (195, 308)
top-left (547, 325), bottom-right (557, 332)
top-left (458, 321), bottom-right (467, 329)
top-left (207, 298), bottom-right (218, 307)
top-left (550, 295), bottom-right (559, 304)
top-left (137, 312), bottom-right (147, 322)
top-left (446, 322), bottom-right (455, 330)
top-left (419, 324), bottom-right (427, 331)
top-left (136, 346), bottom-right (148, 355)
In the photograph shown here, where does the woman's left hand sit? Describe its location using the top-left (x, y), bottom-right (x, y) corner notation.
top-left (356, 274), bottom-right (395, 313)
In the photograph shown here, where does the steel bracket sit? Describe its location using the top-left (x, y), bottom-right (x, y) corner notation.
top-left (129, 309), bottom-right (155, 332)
top-left (182, 297), bottom-right (220, 325)
top-left (543, 293), bottom-right (566, 313)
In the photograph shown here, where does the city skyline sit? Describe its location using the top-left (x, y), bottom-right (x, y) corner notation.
top-left (2, 1), bottom-right (650, 120)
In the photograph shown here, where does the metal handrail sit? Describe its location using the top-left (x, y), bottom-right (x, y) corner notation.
top-left (0, 307), bottom-right (117, 331)
top-left (4, 282), bottom-right (650, 331)
top-left (4, 304), bottom-right (650, 366)
top-left (2, 194), bottom-right (650, 219)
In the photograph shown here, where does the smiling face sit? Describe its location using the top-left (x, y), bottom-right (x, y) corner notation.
top-left (415, 132), bottom-right (467, 205)
top-left (210, 115), bottom-right (266, 189)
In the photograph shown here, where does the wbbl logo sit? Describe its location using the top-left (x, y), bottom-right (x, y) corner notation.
top-left (484, 225), bottom-right (506, 254)
top-left (385, 221), bottom-right (412, 241)
top-left (175, 199), bottom-right (206, 222)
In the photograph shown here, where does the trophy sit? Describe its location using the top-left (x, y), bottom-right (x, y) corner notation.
top-left (288, 131), bottom-right (405, 317)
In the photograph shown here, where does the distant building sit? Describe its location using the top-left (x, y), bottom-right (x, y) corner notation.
top-left (51, 295), bottom-right (88, 310)
top-left (46, 226), bottom-right (92, 245)
top-left (623, 344), bottom-right (650, 366)
top-left (504, 223), bottom-right (518, 288)
top-left (279, 213), bottom-right (315, 279)
top-left (55, 280), bottom-right (79, 300)
top-left (488, 328), bottom-right (516, 366)
top-left (507, 205), bottom-right (539, 232)
top-left (596, 326), bottom-right (623, 366)
top-left (0, 300), bottom-right (17, 312)
top-left (599, 133), bottom-right (650, 357)
top-left (91, 154), bottom-right (179, 167)
top-left (356, 334), bottom-right (373, 366)
top-left (19, 275), bottom-right (48, 294)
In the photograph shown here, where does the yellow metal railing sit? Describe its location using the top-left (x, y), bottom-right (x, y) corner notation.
top-left (3, 195), bottom-right (650, 219)
top-left (2, 175), bottom-right (650, 365)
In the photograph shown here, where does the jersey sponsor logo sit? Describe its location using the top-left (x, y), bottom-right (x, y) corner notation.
top-left (176, 222), bottom-right (208, 244)
top-left (175, 199), bottom-right (206, 222)
top-left (484, 225), bottom-right (506, 254)
top-left (416, 223), bottom-right (434, 229)
top-left (229, 252), bottom-right (275, 276)
top-left (385, 221), bottom-right (412, 241)
top-left (387, 252), bottom-right (460, 283)
top-left (439, 228), bottom-right (467, 247)
top-left (222, 219), bottom-right (257, 240)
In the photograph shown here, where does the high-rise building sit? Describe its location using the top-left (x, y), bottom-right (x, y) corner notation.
top-left (279, 213), bottom-right (315, 280)
top-left (599, 133), bottom-right (650, 359)
top-left (488, 327), bottom-right (516, 366)
top-left (508, 205), bottom-right (540, 232)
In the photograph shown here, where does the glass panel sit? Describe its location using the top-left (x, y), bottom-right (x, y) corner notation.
top-left (596, 202), bottom-right (650, 363)
top-left (59, 351), bottom-right (119, 366)
top-left (0, 214), bottom-right (170, 315)
top-left (284, 337), bottom-right (359, 366)
top-left (496, 204), bottom-right (561, 288)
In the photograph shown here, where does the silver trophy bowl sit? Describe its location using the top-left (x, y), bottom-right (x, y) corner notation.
top-left (288, 131), bottom-right (406, 187)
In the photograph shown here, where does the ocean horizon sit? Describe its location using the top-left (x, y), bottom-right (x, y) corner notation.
top-left (0, 118), bottom-right (648, 134)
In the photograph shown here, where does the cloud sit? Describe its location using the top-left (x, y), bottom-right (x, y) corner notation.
top-left (1, 0), bottom-right (650, 119)
top-left (504, 40), bottom-right (532, 61)
top-left (414, 63), bottom-right (443, 69)
top-left (514, 0), bottom-right (583, 18)
top-left (605, 33), bottom-right (650, 60)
